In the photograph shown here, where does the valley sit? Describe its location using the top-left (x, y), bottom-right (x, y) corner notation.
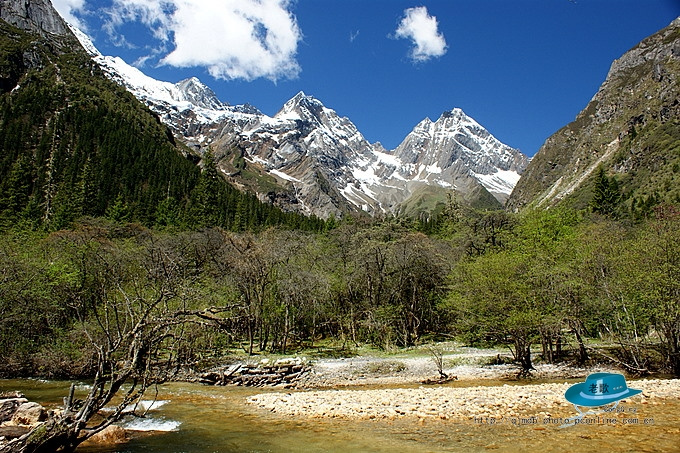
top-left (0, 1), bottom-right (678, 452)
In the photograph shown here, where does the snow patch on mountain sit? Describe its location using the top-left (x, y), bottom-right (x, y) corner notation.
top-left (69, 23), bottom-right (260, 128)
top-left (270, 169), bottom-right (303, 184)
top-left (473, 170), bottom-right (522, 195)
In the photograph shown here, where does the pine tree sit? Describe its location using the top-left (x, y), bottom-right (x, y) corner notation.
top-left (189, 150), bottom-right (222, 228)
top-left (591, 166), bottom-right (620, 217)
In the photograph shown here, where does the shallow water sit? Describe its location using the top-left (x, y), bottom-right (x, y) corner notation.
top-left (2, 379), bottom-right (679, 452)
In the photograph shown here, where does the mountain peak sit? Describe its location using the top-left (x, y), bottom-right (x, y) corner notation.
top-left (441, 107), bottom-right (466, 119)
top-left (174, 77), bottom-right (227, 110)
top-left (289, 91), bottom-right (322, 107)
top-left (393, 105), bottom-right (528, 202)
top-left (276, 91), bottom-right (326, 120)
top-left (439, 108), bottom-right (479, 128)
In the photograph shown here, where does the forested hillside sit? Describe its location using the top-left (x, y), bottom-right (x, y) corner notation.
top-left (0, 20), bottom-right (323, 232)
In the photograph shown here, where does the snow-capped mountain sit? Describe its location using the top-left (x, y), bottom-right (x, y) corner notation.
top-left (222, 91), bottom-right (384, 215)
top-left (70, 25), bottom-right (260, 140)
top-left (389, 109), bottom-right (527, 201)
top-left (70, 26), bottom-right (528, 218)
top-left (233, 95), bottom-right (527, 216)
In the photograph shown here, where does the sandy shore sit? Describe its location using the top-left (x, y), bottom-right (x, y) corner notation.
top-left (248, 378), bottom-right (680, 422)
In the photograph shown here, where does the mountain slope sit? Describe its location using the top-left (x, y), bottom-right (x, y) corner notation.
top-left (0, 14), bottom-right (198, 226)
top-left (507, 18), bottom-right (680, 214)
top-left (0, 0), bottom-right (323, 231)
top-left (236, 91), bottom-right (387, 216)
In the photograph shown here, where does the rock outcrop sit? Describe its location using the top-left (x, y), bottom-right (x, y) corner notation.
top-left (10, 402), bottom-right (46, 426)
top-left (199, 358), bottom-right (310, 388)
top-left (0, 393), bottom-right (47, 443)
top-left (79, 425), bottom-right (127, 447)
top-left (0, 396), bottom-right (27, 423)
top-left (0, 0), bottom-right (70, 37)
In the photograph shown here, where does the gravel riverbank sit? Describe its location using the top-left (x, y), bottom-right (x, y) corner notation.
top-left (247, 349), bottom-right (680, 422)
top-left (294, 348), bottom-right (620, 389)
top-left (248, 378), bottom-right (680, 422)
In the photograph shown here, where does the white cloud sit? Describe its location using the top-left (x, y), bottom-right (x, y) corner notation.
top-left (106, 0), bottom-right (174, 44)
top-left (395, 6), bottom-right (447, 62)
top-left (105, 0), bottom-right (302, 81)
top-left (51, 0), bottom-right (87, 30)
top-left (350, 30), bottom-right (360, 43)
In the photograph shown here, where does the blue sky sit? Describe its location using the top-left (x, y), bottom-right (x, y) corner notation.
top-left (54, 0), bottom-right (679, 156)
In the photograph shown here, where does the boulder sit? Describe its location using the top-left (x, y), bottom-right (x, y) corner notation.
top-left (0, 398), bottom-right (28, 423)
top-left (79, 425), bottom-right (127, 447)
top-left (11, 402), bottom-right (47, 426)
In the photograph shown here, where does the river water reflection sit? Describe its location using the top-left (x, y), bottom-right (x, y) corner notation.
top-left (2, 379), bottom-right (679, 452)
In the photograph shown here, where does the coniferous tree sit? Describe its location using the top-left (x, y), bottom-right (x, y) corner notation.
top-left (189, 151), bottom-right (223, 228)
top-left (591, 166), bottom-right (621, 217)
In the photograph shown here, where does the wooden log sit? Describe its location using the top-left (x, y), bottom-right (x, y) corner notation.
top-left (223, 363), bottom-right (242, 378)
top-left (0, 425), bottom-right (31, 439)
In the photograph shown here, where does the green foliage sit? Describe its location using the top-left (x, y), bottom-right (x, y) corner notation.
top-left (590, 166), bottom-right (621, 217)
top-left (444, 248), bottom-right (542, 372)
top-left (610, 205), bottom-right (680, 374)
top-left (440, 203), bottom-right (680, 376)
top-left (1, 200), bottom-right (680, 378)
top-left (0, 21), bottom-right (324, 234)
top-left (0, 230), bottom-right (81, 376)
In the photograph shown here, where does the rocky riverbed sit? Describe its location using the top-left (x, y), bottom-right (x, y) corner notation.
top-left (248, 378), bottom-right (680, 422)
top-left (248, 349), bottom-right (680, 422)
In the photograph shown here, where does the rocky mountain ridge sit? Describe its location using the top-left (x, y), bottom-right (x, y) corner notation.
top-left (507, 17), bottom-right (680, 212)
top-left (70, 25), bottom-right (528, 218)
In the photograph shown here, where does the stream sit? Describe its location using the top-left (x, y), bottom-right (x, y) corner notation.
top-left (1, 379), bottom-right (679, 452)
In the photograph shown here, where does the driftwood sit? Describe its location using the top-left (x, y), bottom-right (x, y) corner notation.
top-left (0, 426), bottom-right (30, 440)
top-left (421, 375), bottom-right (457, 385)
top-left (199, 359), bottom-right (309, 388)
